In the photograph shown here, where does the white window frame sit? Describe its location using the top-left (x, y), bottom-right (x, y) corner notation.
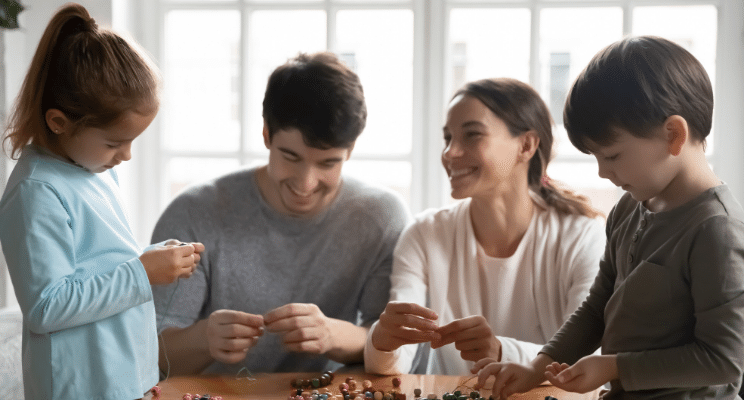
top-left (97, 0), bottom-right (744, 246)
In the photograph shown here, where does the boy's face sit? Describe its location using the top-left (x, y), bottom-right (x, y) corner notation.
top-left (589, 125), bottom-right (675, 203)
top-left (263, 127), bottom-right (352, 217)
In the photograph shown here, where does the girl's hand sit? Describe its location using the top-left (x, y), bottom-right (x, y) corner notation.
top-left (544, 355), bottom-right (617, 394)
top-left (471, 358), bottom-right (546, 400)
top-left (371, 301), bottom-right (441, 352)
top-left (140, 241), bottom-right (205, 284)
top-left (432, 315), bottom-right (501, 362)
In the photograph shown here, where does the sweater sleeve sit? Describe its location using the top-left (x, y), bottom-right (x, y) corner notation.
top-left (616, 216), bottom-right (744, 390)
top-left (0, 180), bottom-right (152, 334)
top-left (364, 221), bottom-right (428, 375)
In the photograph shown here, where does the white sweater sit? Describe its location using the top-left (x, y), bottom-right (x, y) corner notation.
top-left (364, 196), bottom-right (605, 375)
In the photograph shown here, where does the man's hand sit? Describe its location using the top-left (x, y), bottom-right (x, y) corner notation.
top-left (371, 301), bottom-right (440, 352)
top-left (544, 355), bottom-right (617, 394)
top-left (206, 309), bottom-right (264, 364)
top-left (264, 303), bottom-right (338, 354)
top-left (432, 315), bottom-right (501, 362)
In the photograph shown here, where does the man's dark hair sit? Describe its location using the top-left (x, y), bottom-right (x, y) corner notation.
top-left (564, 35), bottom-right (713, 153)
top-left (262, 52), bottom-right (367, 149)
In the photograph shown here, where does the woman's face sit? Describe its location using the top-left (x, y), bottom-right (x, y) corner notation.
top-left (442, 94), bottom-right (525, 200)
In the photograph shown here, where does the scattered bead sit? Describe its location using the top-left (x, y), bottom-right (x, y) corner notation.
top-left (427, 394), bottom-right (437, 400)
top-left (414, 389), bottom-right (422, 397)
top-left (363, 380), bottom-right (373, 390)
top-left (392, 377), bottom-right (402, 388)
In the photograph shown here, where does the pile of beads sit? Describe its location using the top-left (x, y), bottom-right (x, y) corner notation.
top-left (291, 371), bottom-right (336, 390)
top-left (181, 394), bottom-right (223, 400)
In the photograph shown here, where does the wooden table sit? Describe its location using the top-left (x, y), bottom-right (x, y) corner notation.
top-left (157, 372), bottom-right (598, 400)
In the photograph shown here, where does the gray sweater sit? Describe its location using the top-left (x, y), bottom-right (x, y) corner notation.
top-left (151, 167), bottom-right (410, 373)
top-left (542, 185), bottom-right (744, 399)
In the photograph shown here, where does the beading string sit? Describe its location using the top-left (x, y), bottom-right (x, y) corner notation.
top-left (157, 278), bottom-right (182, 382)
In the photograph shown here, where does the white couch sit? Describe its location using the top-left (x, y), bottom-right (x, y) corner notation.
top-left (0, 307), bottom-right (23, 400)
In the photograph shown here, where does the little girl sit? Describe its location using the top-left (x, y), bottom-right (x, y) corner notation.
top-left (0, 4), bottom-right (204, 399)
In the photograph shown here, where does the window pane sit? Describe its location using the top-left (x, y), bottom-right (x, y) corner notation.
top-left (163, 10), bottom-right (241, 152)
top-left (539, 7), bottom-right (622, 157)
top-left (546, 160), bottom-right (619, 218)
top-left (246, 10), bottom-right (327, 151)
top-left (633, 5), bottom-right (717, 153)
top-left (449, 8), bottom-right (531, 96)
top-left (165, 158), bottom-right (241, 202)
top-left (344, 160), bottom-right (412, 205)
top-left (336, 9), bottom-right (414, 155)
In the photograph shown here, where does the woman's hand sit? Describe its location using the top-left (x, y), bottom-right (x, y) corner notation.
top-left (371, 301), bottom-right (441, 352)
top-left (432, 315), bottom-right (501, 362)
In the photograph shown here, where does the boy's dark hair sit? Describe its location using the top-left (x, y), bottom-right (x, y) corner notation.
top-left (564, 35), bottom-right (713, 153)
top-left (262, 52), bottom-right (367, 149)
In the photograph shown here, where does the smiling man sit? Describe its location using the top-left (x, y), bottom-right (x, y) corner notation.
top-left (150, 52), bottom-right (410, 375)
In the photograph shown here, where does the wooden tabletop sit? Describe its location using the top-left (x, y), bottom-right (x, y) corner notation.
top-left (157, 372), bottom-right (598, 400)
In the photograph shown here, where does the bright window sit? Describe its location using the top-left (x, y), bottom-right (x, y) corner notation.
top-left (134, 0), bottom-right (722, 242)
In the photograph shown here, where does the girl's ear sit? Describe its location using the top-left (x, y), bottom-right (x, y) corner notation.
top-left (45, 109), bottom-right (71, 135)
top-left (665, 115), bottom-right (689, 157)
top-left (518, 130), bottom-right (540, 162)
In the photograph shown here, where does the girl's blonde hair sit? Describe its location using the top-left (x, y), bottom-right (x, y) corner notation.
top-left (454, 78), bottom-right (603, 219)
top-left (3, 2), bottom-right (160, 159)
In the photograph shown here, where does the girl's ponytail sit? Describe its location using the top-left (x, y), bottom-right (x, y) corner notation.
top-left (455, 78), bottom-right (603, 219)
top-left (3, 3), bottom-right (159, 159)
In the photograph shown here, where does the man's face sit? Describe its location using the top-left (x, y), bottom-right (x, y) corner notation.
top-left (263, 127), bottom-right (353, 217)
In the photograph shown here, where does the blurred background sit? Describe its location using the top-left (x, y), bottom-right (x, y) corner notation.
top-left (1, 0), bottom-right (743, 311)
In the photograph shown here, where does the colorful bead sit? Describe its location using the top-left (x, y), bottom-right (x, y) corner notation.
top-left (392, 378), bottom-right (402, 388)
top-left (414, 389), bottom-right (422, 397)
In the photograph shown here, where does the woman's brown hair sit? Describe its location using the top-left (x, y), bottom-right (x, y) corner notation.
top-left (454, 78), bottom-right (602, 219)
top-left (3, 2), bottom-right (160, 159)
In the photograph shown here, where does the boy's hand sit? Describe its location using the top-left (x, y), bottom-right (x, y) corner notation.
top-left (206, 309), bottom-right (264, 364)
top-left (471, 357), bottom-right (546, 400)
top-left (432, 315), bottom-right (501, 362)
top-left (371, 301), bottom-right (441, 352)
top-left (140, 241), bottom-right (205, 285)
top-left (544, 355), bottom-right (617, 394)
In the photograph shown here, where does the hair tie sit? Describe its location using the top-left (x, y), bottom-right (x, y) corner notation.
top-left (540, 174), bottom-right (551, 187)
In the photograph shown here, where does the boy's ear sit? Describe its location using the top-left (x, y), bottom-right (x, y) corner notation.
top-left (665, 115), bottom-right (688, 157)
top-left (518, 130), bottom-right (540, 162)
top-left (45, 109), bottom-right (71, 135)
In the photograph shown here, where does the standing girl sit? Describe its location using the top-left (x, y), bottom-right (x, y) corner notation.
top-left (0, 4), bottom-right (203, 399)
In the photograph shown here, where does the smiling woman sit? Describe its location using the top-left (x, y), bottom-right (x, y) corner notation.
top-left (364, 78), bottom-right (606, 376)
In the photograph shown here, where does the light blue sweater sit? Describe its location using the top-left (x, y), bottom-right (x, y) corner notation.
top-left (0, 145), bottom-right (158, 400)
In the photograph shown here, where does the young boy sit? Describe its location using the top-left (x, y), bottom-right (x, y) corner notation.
top-left (472, 35), bottom-right (744, 399)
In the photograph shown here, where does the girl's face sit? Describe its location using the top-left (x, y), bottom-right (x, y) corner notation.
top-left (55, 111), bottom-right (155, 173)
top-left (442, 94), bottom-right (525, 200)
